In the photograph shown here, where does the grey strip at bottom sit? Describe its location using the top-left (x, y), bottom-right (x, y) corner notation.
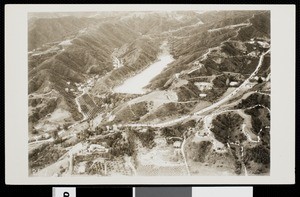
top-left (136, 187), bottom-right (192, 197)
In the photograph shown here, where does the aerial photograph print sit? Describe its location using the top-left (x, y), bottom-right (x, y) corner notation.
top-left (27, 10), bottom-right (271, 177)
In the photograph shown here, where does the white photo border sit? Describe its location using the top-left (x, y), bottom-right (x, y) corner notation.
top-left (5, 4), bottom-right (295, 184)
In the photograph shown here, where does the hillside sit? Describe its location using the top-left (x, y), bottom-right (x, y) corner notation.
top-left (28, 16), bottom-right (98, 50)
top-left (28, 10), bottom-right (271, 177)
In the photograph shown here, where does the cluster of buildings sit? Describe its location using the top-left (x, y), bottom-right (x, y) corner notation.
top-left (194, 82), bottom-right (213, 91)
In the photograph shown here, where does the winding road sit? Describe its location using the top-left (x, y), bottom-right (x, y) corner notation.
top-left (75, 89), bottom-right (89, 121)
top-left (181, 131), bottom-right (191, 176)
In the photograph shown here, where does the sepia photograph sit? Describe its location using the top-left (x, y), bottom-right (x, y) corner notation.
top-left (27, 10), bottom-right (271, 177)
top-left (5, 4), bottom-right (295, 184)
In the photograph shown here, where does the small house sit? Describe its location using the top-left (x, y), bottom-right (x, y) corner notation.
top-left (199, 93), bottom-right (207, 98)
top-left (88, 144), bottom-right (107, 153)
top-left (173, 141), bottom-right (182, 148)
top-left (229, 81), bottom-right (239, 86)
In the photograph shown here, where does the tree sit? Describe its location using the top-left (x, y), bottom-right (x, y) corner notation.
top-left (54, 137), bottom-right (63, 144)
top-left (31, 128), bottom-right (38, 135)
top-left (63, 124), bottom-right (69, 130)
top-left (95, 126), bottom-right (103, 135)
top-left (52, 129), bottom-right (58, 139)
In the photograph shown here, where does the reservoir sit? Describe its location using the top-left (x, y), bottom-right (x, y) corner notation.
top-left (113, 47), bottom-right (174, 94)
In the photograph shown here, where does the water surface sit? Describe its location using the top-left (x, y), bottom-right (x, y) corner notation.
top-left (114, 54), bottom-right (174, 94)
